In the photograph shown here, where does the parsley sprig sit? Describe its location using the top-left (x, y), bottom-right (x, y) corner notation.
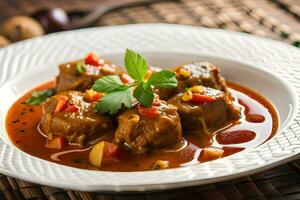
top-left (92, 49), bottom-right (177, 114)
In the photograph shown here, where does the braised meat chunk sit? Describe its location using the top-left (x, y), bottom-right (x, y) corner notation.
top-left (40, 91), bottom-right (114, 146)
top-left (56, 53), bottom-right (121, 92)
top-left (176, 62), bottom-right (228, 93)
top-left (114, 100), bottom-right (182, 153)
top-left (168, 85), bottom-right (240, 132)
top-left (156, 62), bottom-right (229, 100)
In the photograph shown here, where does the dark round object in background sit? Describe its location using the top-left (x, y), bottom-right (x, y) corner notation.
top-left (32, 8), bottom-right (70, 33)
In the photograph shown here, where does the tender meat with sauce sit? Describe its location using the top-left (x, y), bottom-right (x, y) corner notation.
top-left (176, 62), bottom-right (228, 92)
top-left (56, 60), bottom-right (121, 93)
top-left (114, 101), bottom-right (182, 153)
top-left (168, 86), bottom-right (240, 132)
top-left (156, 62), bottom-right (229, 100)
top-left (40, 91), bottom-right (114, 146)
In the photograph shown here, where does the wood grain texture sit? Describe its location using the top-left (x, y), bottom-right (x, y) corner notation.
top-left (0, 0), bottom-right (299, 199)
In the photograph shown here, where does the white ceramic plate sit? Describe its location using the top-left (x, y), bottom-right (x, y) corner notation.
top-left (0, 24), bottom-right (299, 192)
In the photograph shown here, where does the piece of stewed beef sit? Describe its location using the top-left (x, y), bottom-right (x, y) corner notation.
top-left (156, 62), bottom-right (229, 100)
top-left (40, 91), bottom-right (114, 146)
top-left (114, 99), bottom-right (182, 154)
top-left (168, 86), bottom-right (240, 132)
top-left (56, 57), bottom-right (121, 92)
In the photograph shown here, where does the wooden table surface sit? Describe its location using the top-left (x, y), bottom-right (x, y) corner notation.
top-left (0, 0), bottom-right (300, 199)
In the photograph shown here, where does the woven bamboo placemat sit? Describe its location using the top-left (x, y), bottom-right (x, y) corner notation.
top-left (0, 0), bottom-right (299, 199)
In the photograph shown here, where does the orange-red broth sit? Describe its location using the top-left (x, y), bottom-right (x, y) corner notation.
top-left (6, 81), bottom-right (278, 171)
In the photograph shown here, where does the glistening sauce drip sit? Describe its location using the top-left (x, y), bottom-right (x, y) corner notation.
top-left (6, 81), bottom-right (278, 171)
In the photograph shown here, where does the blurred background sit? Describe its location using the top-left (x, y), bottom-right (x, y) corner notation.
top-left (0, 0), bottom-right (299, 48)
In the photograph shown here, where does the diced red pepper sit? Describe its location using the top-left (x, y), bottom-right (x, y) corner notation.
top-left (89, 141), bottom-right (121, 167)
top-left (54, 96), bottom-right (68, 114)
top-left (145, 70), bottom-right (152, 80)
top-left (92, 92), bottom-right (104, 101)
top-left (103, 142), bottom-right (121, 161)
top-left (121, 74), bottom-right (134, 84)
top-left (85, 89), bottom-right (104, 102)
top-left (216, 130), bottom-right (256, 145)
top-left (54, 96), bottom-right (79, 113)
top-left (190, 94), bottom-right (215, 104)
top-left (64, 105), bottom-right (79, 113)
top-left (85, 52), bottom-right (101, 66)
top-left (45, 136), bottom-right (65, 150)
top-left (138, 104), bottom-right (159, 119)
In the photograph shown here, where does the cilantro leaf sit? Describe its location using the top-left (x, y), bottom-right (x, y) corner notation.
top-left (92, 75), bottom-right (128, 93)
top-left (148, 70), bottom-right (177, 88)
top-left (133, 82), bottom-right (154, 107)
top-left (25, 89), bottom-right (55, 105)
top-left (96, 88), bottom-right (132, 114)
top-left (76, 62), bottom-right (86, 75)
top-left (124, 49), bottom-right (148, 81)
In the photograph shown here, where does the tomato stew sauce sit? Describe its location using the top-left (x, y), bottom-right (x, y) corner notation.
top-left (6, 81), bottom-right (278, 171)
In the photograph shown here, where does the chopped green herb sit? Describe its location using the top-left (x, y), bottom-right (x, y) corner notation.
top-left (74, 158), bottom-right (83, 163)
top-left (154, 165), bottom-right (161, 170)
top-left (24, 89), bottom-right (55, 105)
top-left (292, 40), bottom-right (300, 48)
top-left (280, 31), bottom-right (289, 39)
top-left (76, 62), bottom-right (86, 75)
top-left (92, 49), bottom-right (177, 114)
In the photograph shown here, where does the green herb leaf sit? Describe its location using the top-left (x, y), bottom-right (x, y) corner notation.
top-left (133, 82), bottom-right (154, 107)
top-left (148, 70), bottom-right (177, 88)
top-left (25, 89), bottom-right (55, 105)
top-left (76, 62), bottom-right (86, 75)
top-left (92, 75), bottom-right (128, 93)
top-left (94, 49), bottom-right (178, 114)
top-left (124, 49), bottom-right (148, 81)
top-left (96, 88), bottom-right (132, 114)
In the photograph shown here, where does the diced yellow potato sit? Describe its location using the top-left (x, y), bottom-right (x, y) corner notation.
top-left (85, 89), bottom-right (97, 102)
top-left (89, 141), bottom-right (105, 167)
top-left (201, 147), bottom-right (224, 161)
top-left (85, 89), bottom-right (104, 102)
top-left (190, 85), bottom-right (205, 94)
top-left (181, 91), bottom-right (193, 101)
top-left (178, 68), bottom-right (191, 77)
top-left (152, 160), bottom-right (170, 170)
